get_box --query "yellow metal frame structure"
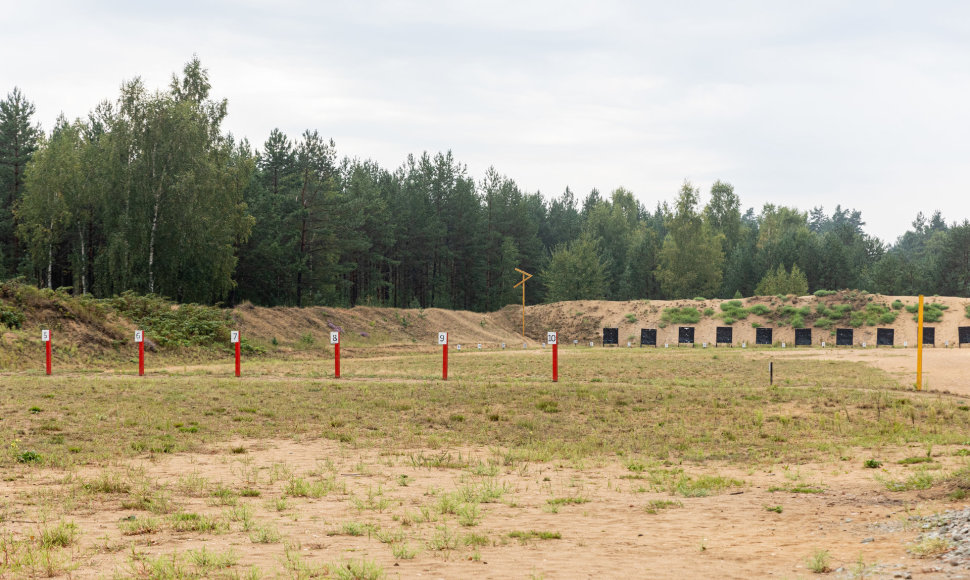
[513,268,533,342]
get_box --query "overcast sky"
[5,1,969,243]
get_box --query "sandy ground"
[3,438,969,579]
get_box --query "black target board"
[678,326,695,344]
[640,328,657,346]
[715,327,733,345]
[960,327,970,345]
[755,327,773,345]
[836,328,853,346]
[922,327,935,345]
[794,328,812,346]
[602,328,619,345]
[876,328,894,346]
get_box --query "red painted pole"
[443,343,448,380]
[45,339,52,375]
[335,342,340,378]
[139,341,145,376]
[235,341,241,377]
[552,342,558,382]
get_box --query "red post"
[235,341,241,377]
[438,332,448,380]
[330,331,340,378]
[548,332,558,382]
[139,341,145,376]
[232,330,241,377]
[44,330,52,375]
[553,343,558,382]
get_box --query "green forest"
[2,59,969,310]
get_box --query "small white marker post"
[548,331,558,382]
[477,343,482,350]
[330,331,340,378]
[231,331,241,377]
[42,330,51,375]
[135,330,145,376]
[438,332,448,380]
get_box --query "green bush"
[661,307,701,325]
[813,317,834,329]
[703,308,715,317]
[720,300,743,311]
[813,289,836,297]
[892,300,904,310]
[748,304,772,316]
[108,292,232,348]
[0,302,25,329]
[907,302,948,323]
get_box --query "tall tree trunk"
[47,218,53,290]
[148,193,161,294]
[77,222,87,295]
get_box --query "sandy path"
[3,439,966,579]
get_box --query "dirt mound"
[232,292,970,351]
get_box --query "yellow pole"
[917,294,924,391]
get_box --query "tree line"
[2,59,969,309]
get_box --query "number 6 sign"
[135,330,145,376]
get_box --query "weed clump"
[108,291,232,347]
[906,302,948,323]
[661,307,701,325]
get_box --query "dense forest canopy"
[3,59,970,309]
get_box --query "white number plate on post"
[330,331,339,344]
[42,330,50,342]
[437,332,448,345]
[231,331,240,343]
[135,330,144,343]
[547,332,557,345]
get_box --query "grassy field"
[2,347,969,578]
[4,348,968,469]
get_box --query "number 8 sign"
[330,331,339,345]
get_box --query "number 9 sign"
[330,331,339,345]
[437,332,448,345]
